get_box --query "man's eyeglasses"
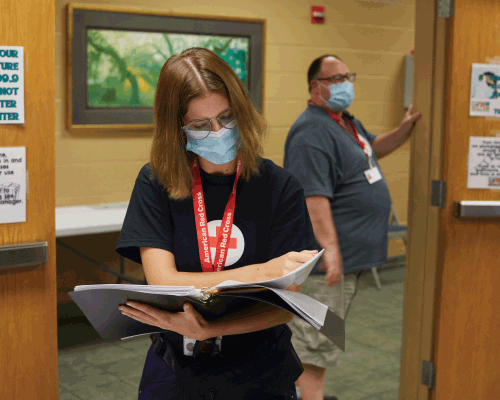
[317,73,356,84]
[182,107,235,139]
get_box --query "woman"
[116,48,318,400]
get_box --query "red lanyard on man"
[191,157,242,272]
[308,100,370,159]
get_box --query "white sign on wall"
[0,46,24,124]
[467,137,500,189]
[0,147,26,223]
[469,63,500,118]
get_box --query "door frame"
[399,0,448,398]
[0,0,57,398]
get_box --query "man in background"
[284,55,421,400]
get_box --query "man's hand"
[399,105,422,135]
[318,248,343,286]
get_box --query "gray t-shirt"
[284,104,392,274]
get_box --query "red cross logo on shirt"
[209,226,238,249]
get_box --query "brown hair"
[150,47,267,200]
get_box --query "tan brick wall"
[55,0,415,227]
[54,1,413,300]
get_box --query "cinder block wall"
[55,0,415,301]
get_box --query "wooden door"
[0,0,57,399]
[433,0,500,397]
[401,0,500,398]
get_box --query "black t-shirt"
[116,158,317,363]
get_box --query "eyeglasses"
[317,73,356,84]
[182,107,235,139]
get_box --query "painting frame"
[67,4,265,130]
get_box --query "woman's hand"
[263,250,318,281]
[119,301,214,341]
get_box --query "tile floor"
[58,265,405,400]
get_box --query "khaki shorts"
[289,273,360,369]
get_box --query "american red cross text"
[209,226,237,249]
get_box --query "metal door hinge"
[438,0,454,18]
[421,360,436,389]
[431,180,447,208]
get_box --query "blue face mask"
[185,122,239,165]
[321,80,354,111]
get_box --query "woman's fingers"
[120,301,178,326]
[281,250,318,274]
[292,250,318,263]
[183,302,200,319]
[119,303,160,326]
[125,301,168,321]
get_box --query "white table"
[55,202,144,284]
[56,202,129,238]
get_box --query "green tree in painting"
[88,30,162,107]
[198,36,248,83]
[87,30,248,108]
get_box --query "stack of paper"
[69,249,346,350]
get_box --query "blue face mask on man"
[185,120,239,165]
[320,80,355,111]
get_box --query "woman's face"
[184,91,231,133]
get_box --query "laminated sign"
[0,147,26,223]
[467,137,500,189]
[0,46,24,124]
[470,63,500,117]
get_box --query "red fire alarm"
[311,6,325,24]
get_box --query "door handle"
[0,242,48,269]
[455,201,500,218]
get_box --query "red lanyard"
[191,158,242,272]
[308,101,368,154]
[327,113,368,154]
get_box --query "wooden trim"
[399,0,443,398]
[421,15,448,400]
[68,124,154,130]
[261,19,267,116]
[67,3,266,24]
[67,4,73,131]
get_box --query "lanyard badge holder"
[183,157,242,356]
[184,336,222,357]
[364,155,382,184]
[327,111,382,185]
[352,125,382,184]
[358,134,382,184]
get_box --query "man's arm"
[305,195,342,286]
[371,105,421,159]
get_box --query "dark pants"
[138,345,298,400]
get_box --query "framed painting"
[67,5,265,129]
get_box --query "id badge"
[183,336,222,356]
[183,336,197,356]
[364,167,382,184]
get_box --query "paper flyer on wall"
[468,137,500,189]
[469,63,500,117]
[0,46,24,124]
[0,147,26,223]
